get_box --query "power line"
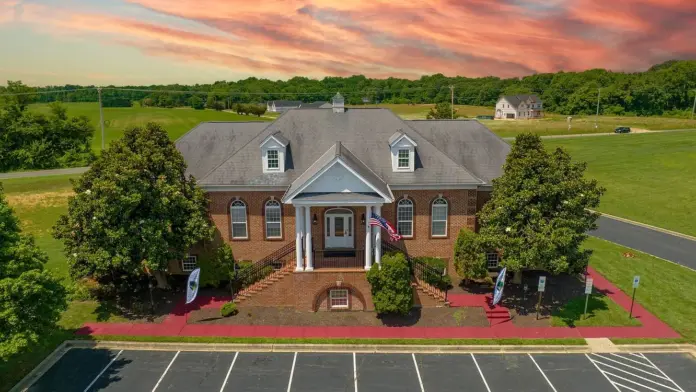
[0,88,95,97]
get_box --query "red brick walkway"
[76,267,680,340]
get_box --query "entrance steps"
[233,263,294,304]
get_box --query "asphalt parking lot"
[25,348,696,392]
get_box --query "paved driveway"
[25,348,696,392]
[592,216,696,271]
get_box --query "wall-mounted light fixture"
[361,213,366,224]
[312,214,318,225]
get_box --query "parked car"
[615,126,631,133]
[476,115,494,120]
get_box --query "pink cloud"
[4,0,695,80]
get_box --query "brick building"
[174,94,510,311]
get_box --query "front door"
[325,209,354,248]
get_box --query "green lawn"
[545,131,696,236]
[28,103,269,153]
[586,236,696,342]
[551,293,640,327]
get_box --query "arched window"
[431,198,448,237]
[396,199,414,237]
[265,200,282,239]
[230,200,248,239]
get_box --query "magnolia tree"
[53,123,212,289]
[0,186,66,359]
[478,133,604,277]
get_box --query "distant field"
[28,103,269,153]
[352,103,493,119]
[545,131,696,236]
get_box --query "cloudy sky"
[1,0,695,85]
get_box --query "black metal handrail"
[232,241,295,294]
[314,249,365,269]
[382,241,448,291]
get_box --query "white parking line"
[593,354,670,380]
[219,352,238,392]
[286,352,297,392]
[587,353,684,392]
[470,354,492,392]
[528,354,558,392]
[83,350,123,392]
[152,351,179,392]
[639,354,686,392]
[411,353,425,392]
[353,352,358,392]
[609,353,659,368]
[586,354,621,392]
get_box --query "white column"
[373,204,382,267]
[304,206,314,271]
[365,205,373,270]
[295,206,304,272]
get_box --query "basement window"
[329,289,349,309]
[486,253,500,269]
[182,255,198,272]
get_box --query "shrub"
[220,301,238,317]
[453,229,489,283]
[198,243,235,288]
[413,256,452,290]
[366,253,413,315]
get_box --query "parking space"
[23,348,696,392]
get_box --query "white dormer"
[260,131,289,173]
[388,131,417,172]
[332,92,345,113]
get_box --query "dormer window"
[267,150,279,170]
[389,131,417,172]
[398,149,410,169]
[260,131,289,173]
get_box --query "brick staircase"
[233,262,294,304]
[412,277,447,307]
[231,242,296,304]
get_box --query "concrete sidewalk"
[0,166,89,180]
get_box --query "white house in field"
[494,95,543,119]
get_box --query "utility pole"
[97,87,105,151]
[449,85,454,119]
[595,88,601,129]
[691,91,696,120]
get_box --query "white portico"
[282,142,394,271]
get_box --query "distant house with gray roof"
[494,94,543,119]
[174,93,510,311]
[266,100,303,112]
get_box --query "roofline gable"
[389,132,418,148]
[282,156,393,203]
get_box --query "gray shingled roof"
[301,101,329,108]
[406,120,510,183]
[501,94,540,108]
[283,141,392,202]
[195,108,485,187]
[175,121,268,179]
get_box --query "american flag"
[369,213,402,241]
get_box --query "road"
[592,216,696,271]
[0,167,89,180]
[21,348,696,392]
[502,128,696,141]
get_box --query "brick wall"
[240,270,373,311]
[207,189,481,263]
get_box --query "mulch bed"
[452,272,590,327]
[188,306,489,327]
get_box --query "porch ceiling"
[292,192,384,205]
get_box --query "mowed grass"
[551,293,640,327]
[482,113,696,138]
[545,131,696,236]
[352,103,494,119]
[28,102,270,153]
[1,174,74,280]
[586,236,696,342]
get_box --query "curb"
[593,211,696,241]
[9,341,71,392]
[614,344,696,354]
[67,340,590,354]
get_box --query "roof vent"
[332,92,345,113]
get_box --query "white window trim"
[431,198,448,237]
[397,199,414,238]
[182,255,198,272]
[230,200,248,239]
[329,289,349,309]
[266,149,280,171]
[397,149,410,169]
[264,200,283,239]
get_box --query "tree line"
[3,60,695,116]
